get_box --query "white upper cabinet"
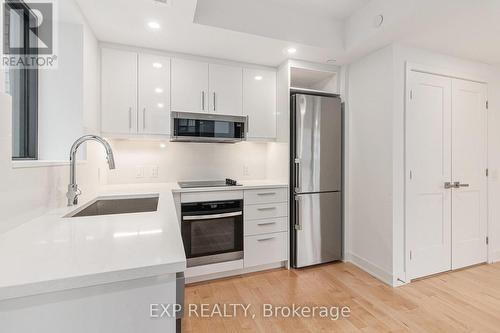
[243,68,277,139]
[138,54,171,135]
[171,58,209,113]
[209,64,243,115]
[101,48,277,140]
[101,48,138,134]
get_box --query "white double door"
[407,71,488,280]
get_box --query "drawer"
[244,232,287,267]
[244,188,287,205]
[245,217,287,236]
[244,202,287,220]
[181,190,243,203]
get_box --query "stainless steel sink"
[67,195,159,218]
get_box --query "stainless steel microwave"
[170,112,247,143]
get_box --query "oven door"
[182,209,244,267]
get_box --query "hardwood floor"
[183,262,500,332]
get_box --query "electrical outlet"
[136,166,145,178]
[243,165,249,176]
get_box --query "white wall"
[391,44,500,281]
[0,0,103,234]
[346,43,500,286]
[38,23,84,160]
[346,45,395,284]
[105,141,270,184]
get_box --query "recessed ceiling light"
[155,87,163,93]
[254,75,263,81]
[157,103,165,108]
[287,48,297,54]
[160,143,166,148]
[152,62,163,69]
[147,21,161,30]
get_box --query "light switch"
[136,166,145,178]
[151,166,159,178]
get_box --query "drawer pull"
[257,222,277,226]
[257,237,275,242]
[257,192,276,196]
[257,207,277,211]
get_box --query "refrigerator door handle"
[294,196,302,230]
[294,158,301,192]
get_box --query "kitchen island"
[0,184,186,333]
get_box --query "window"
[4,0,38,159]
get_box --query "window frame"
[5,0,39,160]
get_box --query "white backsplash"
[105,140,270,184]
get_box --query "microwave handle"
[183,211,242,221]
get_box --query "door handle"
[294,158,301,192]
[294,196,302,230]
[445,181,470,189]
[183,211,242,221]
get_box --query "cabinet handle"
[213,92,216,111]
[128,107,132,130]
[201,91,205,111]
[257,192,276,196]
[257,222,277,226]
[257,237,275,242]
[257,207,276,211]
[143,108,146,130]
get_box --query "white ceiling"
[264,0,370,19]
[75,0,500,67]
[75,0,341,66]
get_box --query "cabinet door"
[243,68,277,139]
[171,58,209,113]
[138,54,171,135]
[209,64,242,115]
[101,48,138,134]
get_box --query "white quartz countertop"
[0,180,287,301]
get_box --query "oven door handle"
[183,211,242,221]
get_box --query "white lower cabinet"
[244,232,287,267]
[244,202,288,220]
[243,187,288,268]
[245,217,287,236]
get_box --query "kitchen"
[2,0,500,332]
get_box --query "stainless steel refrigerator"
[290,92,343,268]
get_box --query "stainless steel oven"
[181,199,244,267]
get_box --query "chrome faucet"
[67,135,116,206]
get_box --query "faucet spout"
[67,135,116,206]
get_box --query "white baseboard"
[345,252,394,286]
[489,250,500,263]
